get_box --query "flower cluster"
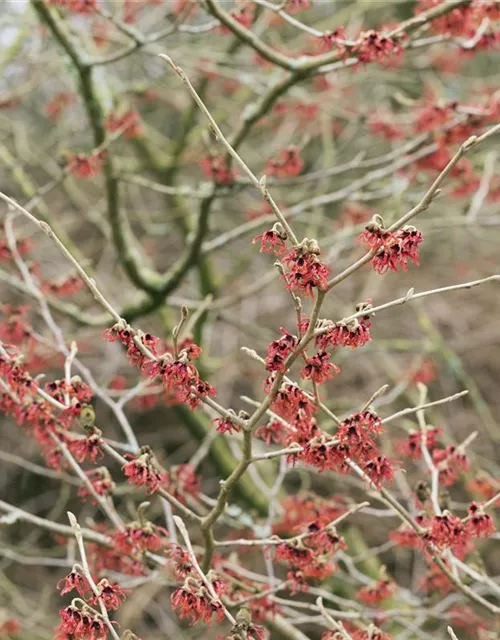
[171,575,226,626]
[353,30,406,65]
[356,568,395,606]
[56,569,127,638]
[252,225,288,256]
[274,522,346,582]
[371,226,423,275]
[0,305,31,344]
[273,492,347,536]
[315,303,373,351]
[78,468,115,503]
[397,427,442,460]
[122,447,167,495]
[300,350,340,384]
[104,322,215,410]
[114,519,169,555]
[265,327,298,372]
[149,349,216,410]
[282,240,330,296]
[432,444,470,486]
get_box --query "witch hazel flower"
[149,343,215,409]
[353,30,406,65]
[171,576,225,626]
[78,468,115,503]
[57,603,108,639]
[432,444,470,486]
[122,446,166,495]
[316,315,372,351]
[357,567,395,606]
[358,215,395,250]
[165,544,193,581]
[103,320,159,371]
[425,511,469,554]
[68,428,104,464]
[164,463,201,503]
[336,410,383,462]
[252,222,288,256]
[91,579,128,611]
[372,225,423,274]
[113,518,169,554]
[57,568,91,597]
[301,350,340,385]
[282,239,330,296]
[466,502,496,539]
[213,410,242,435]
[397,426,442,460]
[265,327,298,372]
[363,455,397,488]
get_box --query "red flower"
[48,0,97,14]
[336,410,383,464]
[122,450,166,495]
[357,578,395,606]
[301,350,340,384]
[397,427,442,460]
[252,228,287,256]
[352,627,393,640]
[362,456,396,487]
[265,328,298,372]
[164,464,201,503]
[213,416,241,435]
[255,419,287,446]
[42,274,83,297]
[57,570,91,597]
[113,521,169,554]
[275,540,314,569]
[219,5,255,33]
[427,512,469,553]
[353,30,405,65]
[56,605,107,639]
[358,220,395,250]
[171,582,224,626]
[0,619,21,637]
[320,27,347,54]
[432,445,469,486]
[165,544,193,581]
[68,431,103,464]
[372,226,422,274]
[271,383,317,422]
[92,579,128,611]
[282,246,329,296]
[78,469,115,503]
[467,502,496,539]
